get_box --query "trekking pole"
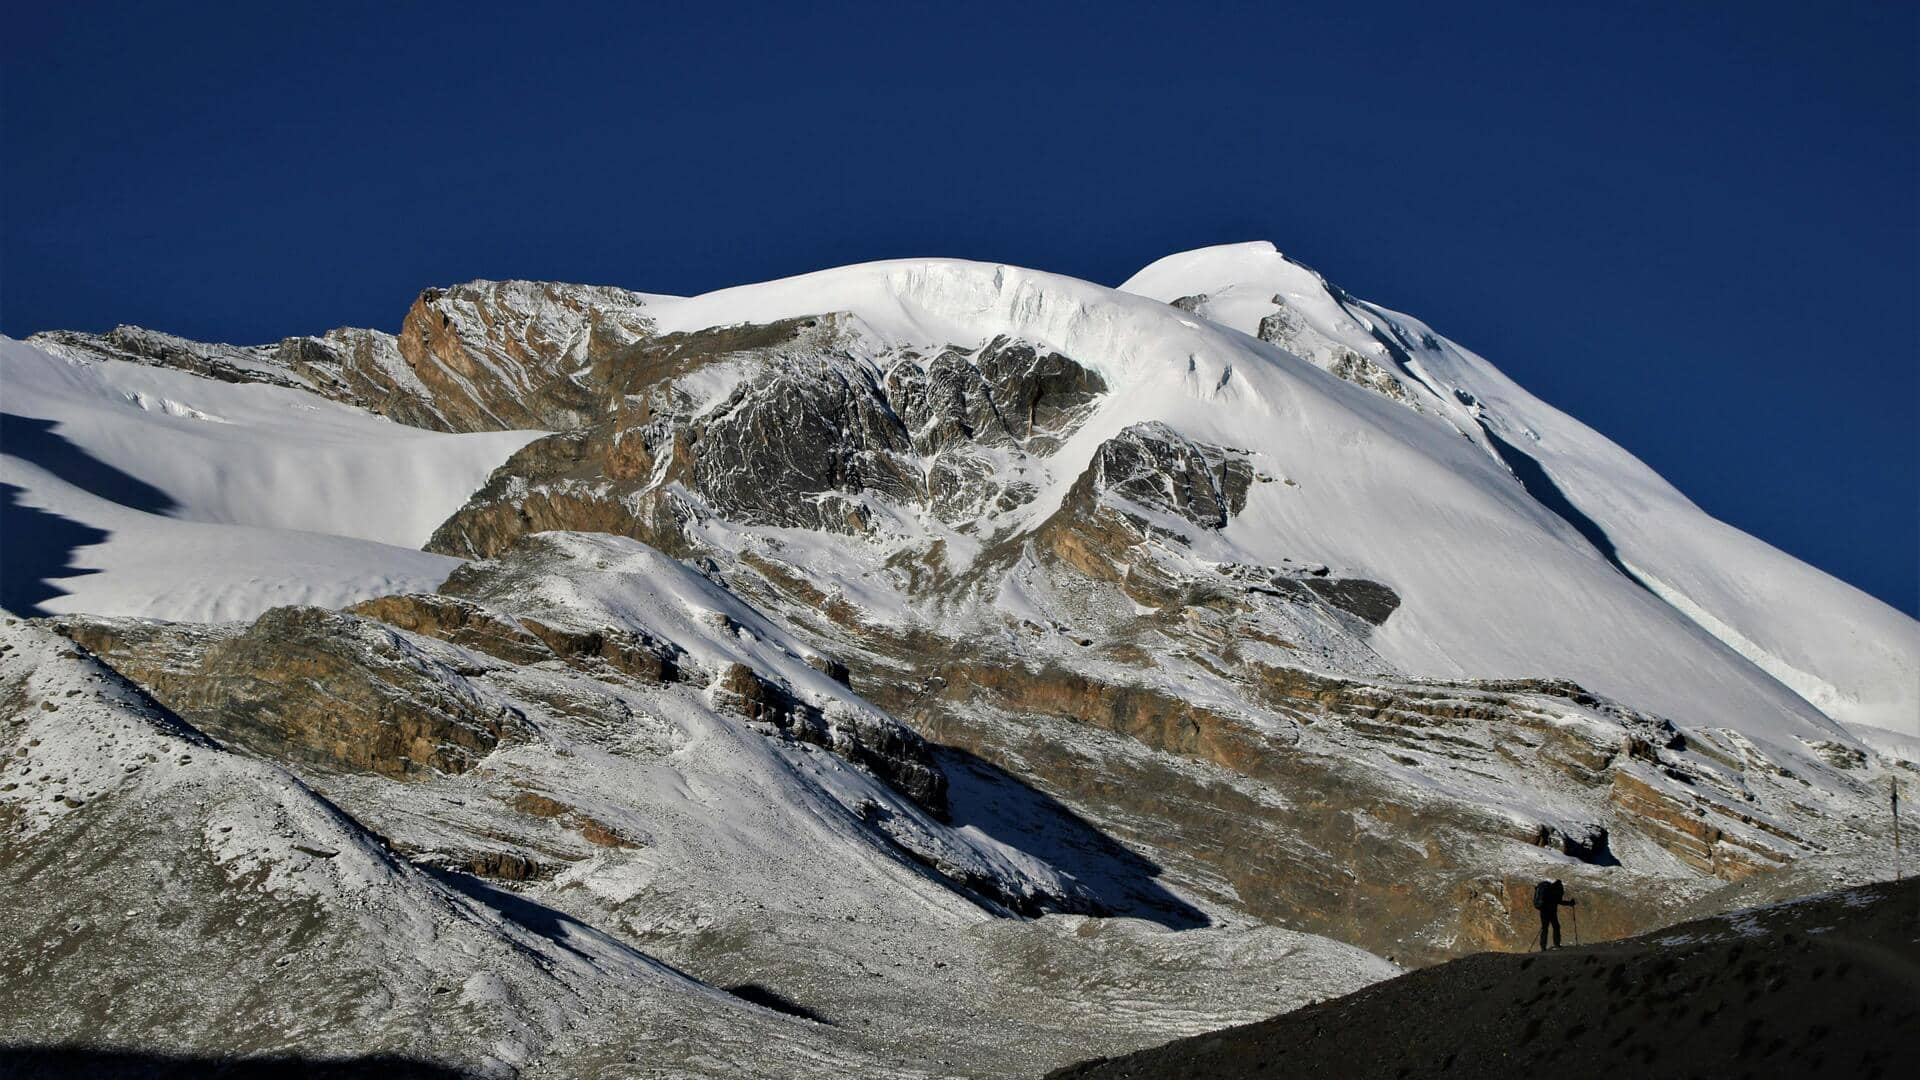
[1894,778,1903,881]
[1571,903,1579,946]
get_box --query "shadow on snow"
[0,413,182,617]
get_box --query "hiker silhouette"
[1531,879,1576,950]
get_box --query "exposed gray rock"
[1084,421,1255,531]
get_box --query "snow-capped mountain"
[2,243,1911,1075]
[1121,242,1919,750]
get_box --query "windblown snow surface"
[0,338,543,621]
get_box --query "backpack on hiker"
[1532,880,1552,910]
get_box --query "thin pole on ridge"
[1894,777,1903,881]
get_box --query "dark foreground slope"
[1053,876,1920,1080]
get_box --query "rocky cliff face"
[426,316,1109,560]
[393,279,660,431]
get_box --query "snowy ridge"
[1116,242,1918,742]
[434,530,1095,905]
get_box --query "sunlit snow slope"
[1121,242,1919,745]
[0,338,544,620]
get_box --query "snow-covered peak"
[573,254,1868,750]
[1118,242,1920,745]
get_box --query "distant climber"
[1532,879,1576,950]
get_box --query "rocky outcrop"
[885,336,1108,455]
[346,592,555,664]
[394,279,658,431]
[711,661,948,817]
[1080,422,1255,532]
[1254,297,1417,409]
[28,280,664,435]
[28,326,309,390]
[1607,766,1796,881]
[1328,348,1417,407]
[427,317,1110,558]
[346,590,684,684]
[516,618,681,683]
[999,426,1398,647]
[55,607,526,779]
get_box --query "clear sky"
[4,1,1914,615]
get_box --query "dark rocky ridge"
[1051,875,1920,1079]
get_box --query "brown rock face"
[393,281,655,431]
[347,590,682,684]
[866,649,1841,964]
[345,593,555,665]
[31,280,664,435]
[57,608,526,780]
[510,790,642,849]
[1608,766,1796,881]
[515,618,680,683]
[453,851,559,882]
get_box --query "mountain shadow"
[937,745,1210,929]
[1480,422,1644,590]
[0,483,109,617]
[0,1046,471,1078]
[1,413,179,514]
[2,413,182,617]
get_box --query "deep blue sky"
[4,2,1915,614]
